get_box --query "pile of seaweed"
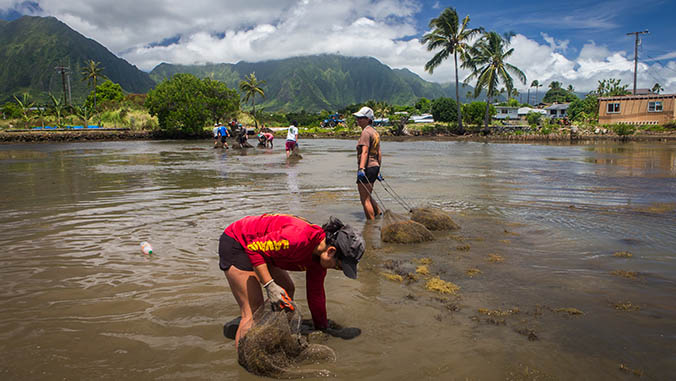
[288,149,303,160]
[381,210,434,243]
[237,301,336,378]
[410,207,460,231]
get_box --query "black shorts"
[218,233,253,272]
[356,166,380,184]
[220,136,227,143]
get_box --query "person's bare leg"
[224,267,264,350]
[358,182,376,219]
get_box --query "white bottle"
[140,241,153,255]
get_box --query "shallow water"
[0,139,675,380]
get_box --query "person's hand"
[376,173,384,182]
[264,280,294,311]
[357,169,367,183]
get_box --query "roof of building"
[633,88,652,95]
[495,105,519,110]
[518,107,547,115]
[599,93,676,101]
[545,103,570,110]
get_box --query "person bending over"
[219,214,364,349]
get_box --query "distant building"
[411,114,434,123]
[544,103,570,118]
[517,107,547,118]
[632,88,652,95]
[598,94,676,125]
[493,106,519,120]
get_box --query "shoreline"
[1,129,676,144]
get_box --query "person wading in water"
[354,106,382,220]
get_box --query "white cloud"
[2,1,675,93]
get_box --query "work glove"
[376,173,384,182]
[357,169,368,183]
[264,280,295,311]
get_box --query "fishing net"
[410,207,460,231]
[381,210,434,243]
[237,301,336,378]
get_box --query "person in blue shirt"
[218,124,230,149]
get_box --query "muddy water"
[0,139,675,380]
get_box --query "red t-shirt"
[223,214,328,328]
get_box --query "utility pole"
[54,66,70,105]
[626,30,648,95]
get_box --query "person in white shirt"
[285,120,299,158]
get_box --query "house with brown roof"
[598,94,676,125]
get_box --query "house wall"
[598,96,676,125]
[494,108,519,120]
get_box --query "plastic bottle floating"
[140,241,153,255]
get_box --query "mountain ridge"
[149,54,473,112]
[0,16,155,103]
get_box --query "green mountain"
[150,55,473,112]
[0,16,155,104]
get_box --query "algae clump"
[615,302,640,311]
[611,270,639,280]
[487,254,504,263]
[554,307,584,315]
[237,301,336,378]
[381,272,404,282]
[613,251,633,258]
[456,244,471,251]
[409,207,460,231]
[425,276,460,295]
[415,265,430,275]
[416,257,432,265]
[466,268,482,277]
[381,219,435,243]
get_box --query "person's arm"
[306,265,328,329]
[359,145,368,170]
[377,144,382,166]
[253,262,273,285]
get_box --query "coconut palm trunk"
[454,51,462,130]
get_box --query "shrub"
[612,123,636,138]
[664,120,676,129]
[526,112,542,127]
[430,97,458,123]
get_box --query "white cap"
[353,106,374,121]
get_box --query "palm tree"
[239,72,266,128]
[422,7,482,133]
[463,31,527,129]
[652,83,664,94]
[549,81,562,90]
[81,60,106,111]
[531,80,541,105]
[374,101,391,119]
[567,84,575,93]
[14,92,34,128]
[49,93,66,128]
[73,104,93,128]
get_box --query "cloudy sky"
[2,0,675,93]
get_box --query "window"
[501,109,508,114]
[550,110,557,115]
[648,101,663,112]
[607,103,620,113]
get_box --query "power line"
[643,54,676,74]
